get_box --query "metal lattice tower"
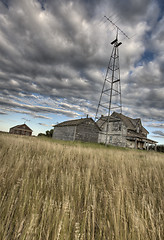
[95,31,122,119]
[95,16,129,145]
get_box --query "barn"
[52,117,100,143]
[9,124,33,136]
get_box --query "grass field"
[0,134,164,240]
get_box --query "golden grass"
[0,134,164,240]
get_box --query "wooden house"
[53,117,100,143]
[9,124,33,136]
[97,112,157,149]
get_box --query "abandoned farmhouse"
[53,112,157,149]
[9,124,33,136]
[97,112,157,149]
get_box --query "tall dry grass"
[0,134,163,240]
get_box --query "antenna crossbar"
[104,16,130,39]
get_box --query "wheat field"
[0,134,163,240]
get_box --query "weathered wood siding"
[53,120,99,143]
[126,140,135,148]
[98,121,127,147]
[9,128,32,136]
[75,121,99,143]
[53,126,76,141]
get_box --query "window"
[112,122,118,131]
[112,122,121,131]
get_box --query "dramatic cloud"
[0,111,7,115]
[152,130,164,137]
[0,0,164,140]
[38,122,51,127]
[147,123,164,128]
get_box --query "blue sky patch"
[37,0,46,10]
[1,0,9,8]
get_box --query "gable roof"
[53,118,101,130]
[113,112,149,134]
[10,124,33,132]
[97,112,149,134]
[112,112,145,132]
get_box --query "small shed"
[53,117,100,143]
[9,124,33,136]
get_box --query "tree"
[46,129,53,137]
[38,133,46,137]
[157,145,164,153]
[38,129,53,138]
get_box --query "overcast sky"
[0,0,164,143]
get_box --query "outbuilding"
[53,117,100,143]
[9,124,33,136]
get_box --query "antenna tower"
[95,16,129,145]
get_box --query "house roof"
[97,112,149,134]
[112,112,149,134]
[10,124,33,132]
[53,118,101,130]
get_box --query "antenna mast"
[95,16,129,145]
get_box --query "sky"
[0,0,164,143]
